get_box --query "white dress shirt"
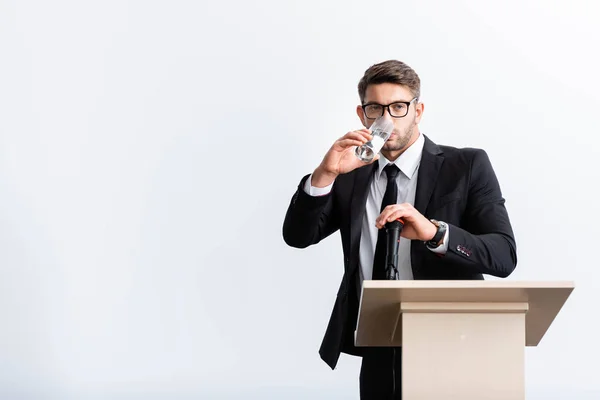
[303,133,449,284]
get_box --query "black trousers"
[359,347,403,400]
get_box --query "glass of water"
[355,116,395,162]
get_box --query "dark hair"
[358,60,421,104]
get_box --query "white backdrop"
[1,0,599,398]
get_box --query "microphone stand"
[384,219,404,399]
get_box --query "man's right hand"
[311,129,379,188]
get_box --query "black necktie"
[372,164,400,280]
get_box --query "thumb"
[370,154,381,164]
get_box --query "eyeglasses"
[362,97,418,119]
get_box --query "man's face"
[357,83,423,153]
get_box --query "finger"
[386,210,407,223]
[377,208,410,228]
[355,129,373,141]
[344,131,371,142]
[376,206,401,228]
[380,204,404,218]
[336,138,364,148]
[375,208,391,226]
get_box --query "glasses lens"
[389,102,409,117]
[364,105,382,119]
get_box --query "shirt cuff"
[302,174,334,196]
[428,225,449,254]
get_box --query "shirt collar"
[377,132,425,180]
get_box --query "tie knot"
[384,163,400,180]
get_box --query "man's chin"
[383,141,404,152]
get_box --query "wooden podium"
[355,280,574,400]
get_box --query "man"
[282,60,517,399]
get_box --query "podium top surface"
[355,280,574,347]
[362,280,574,290]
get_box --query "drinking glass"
[355,117,395,162]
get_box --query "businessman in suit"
[282,60,517,399]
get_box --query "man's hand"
[311,129,379,188]
[376,203,437,241]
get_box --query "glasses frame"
[361,97,418,119]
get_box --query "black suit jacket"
[282,135,517,370]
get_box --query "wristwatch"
[425,219,448,248]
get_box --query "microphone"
[385,219,404,280]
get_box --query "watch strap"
[426,220,447,248]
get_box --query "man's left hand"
[376,203,437,241]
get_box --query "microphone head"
[385,218,404,230]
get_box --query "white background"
[1,0,599,398]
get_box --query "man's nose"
[382,109,395,122]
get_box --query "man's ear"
[356,105,367,128]
[415,101,424,124]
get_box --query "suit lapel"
[414,135,444,216]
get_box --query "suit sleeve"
[443,150,517,278]
[282,174,340,249]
